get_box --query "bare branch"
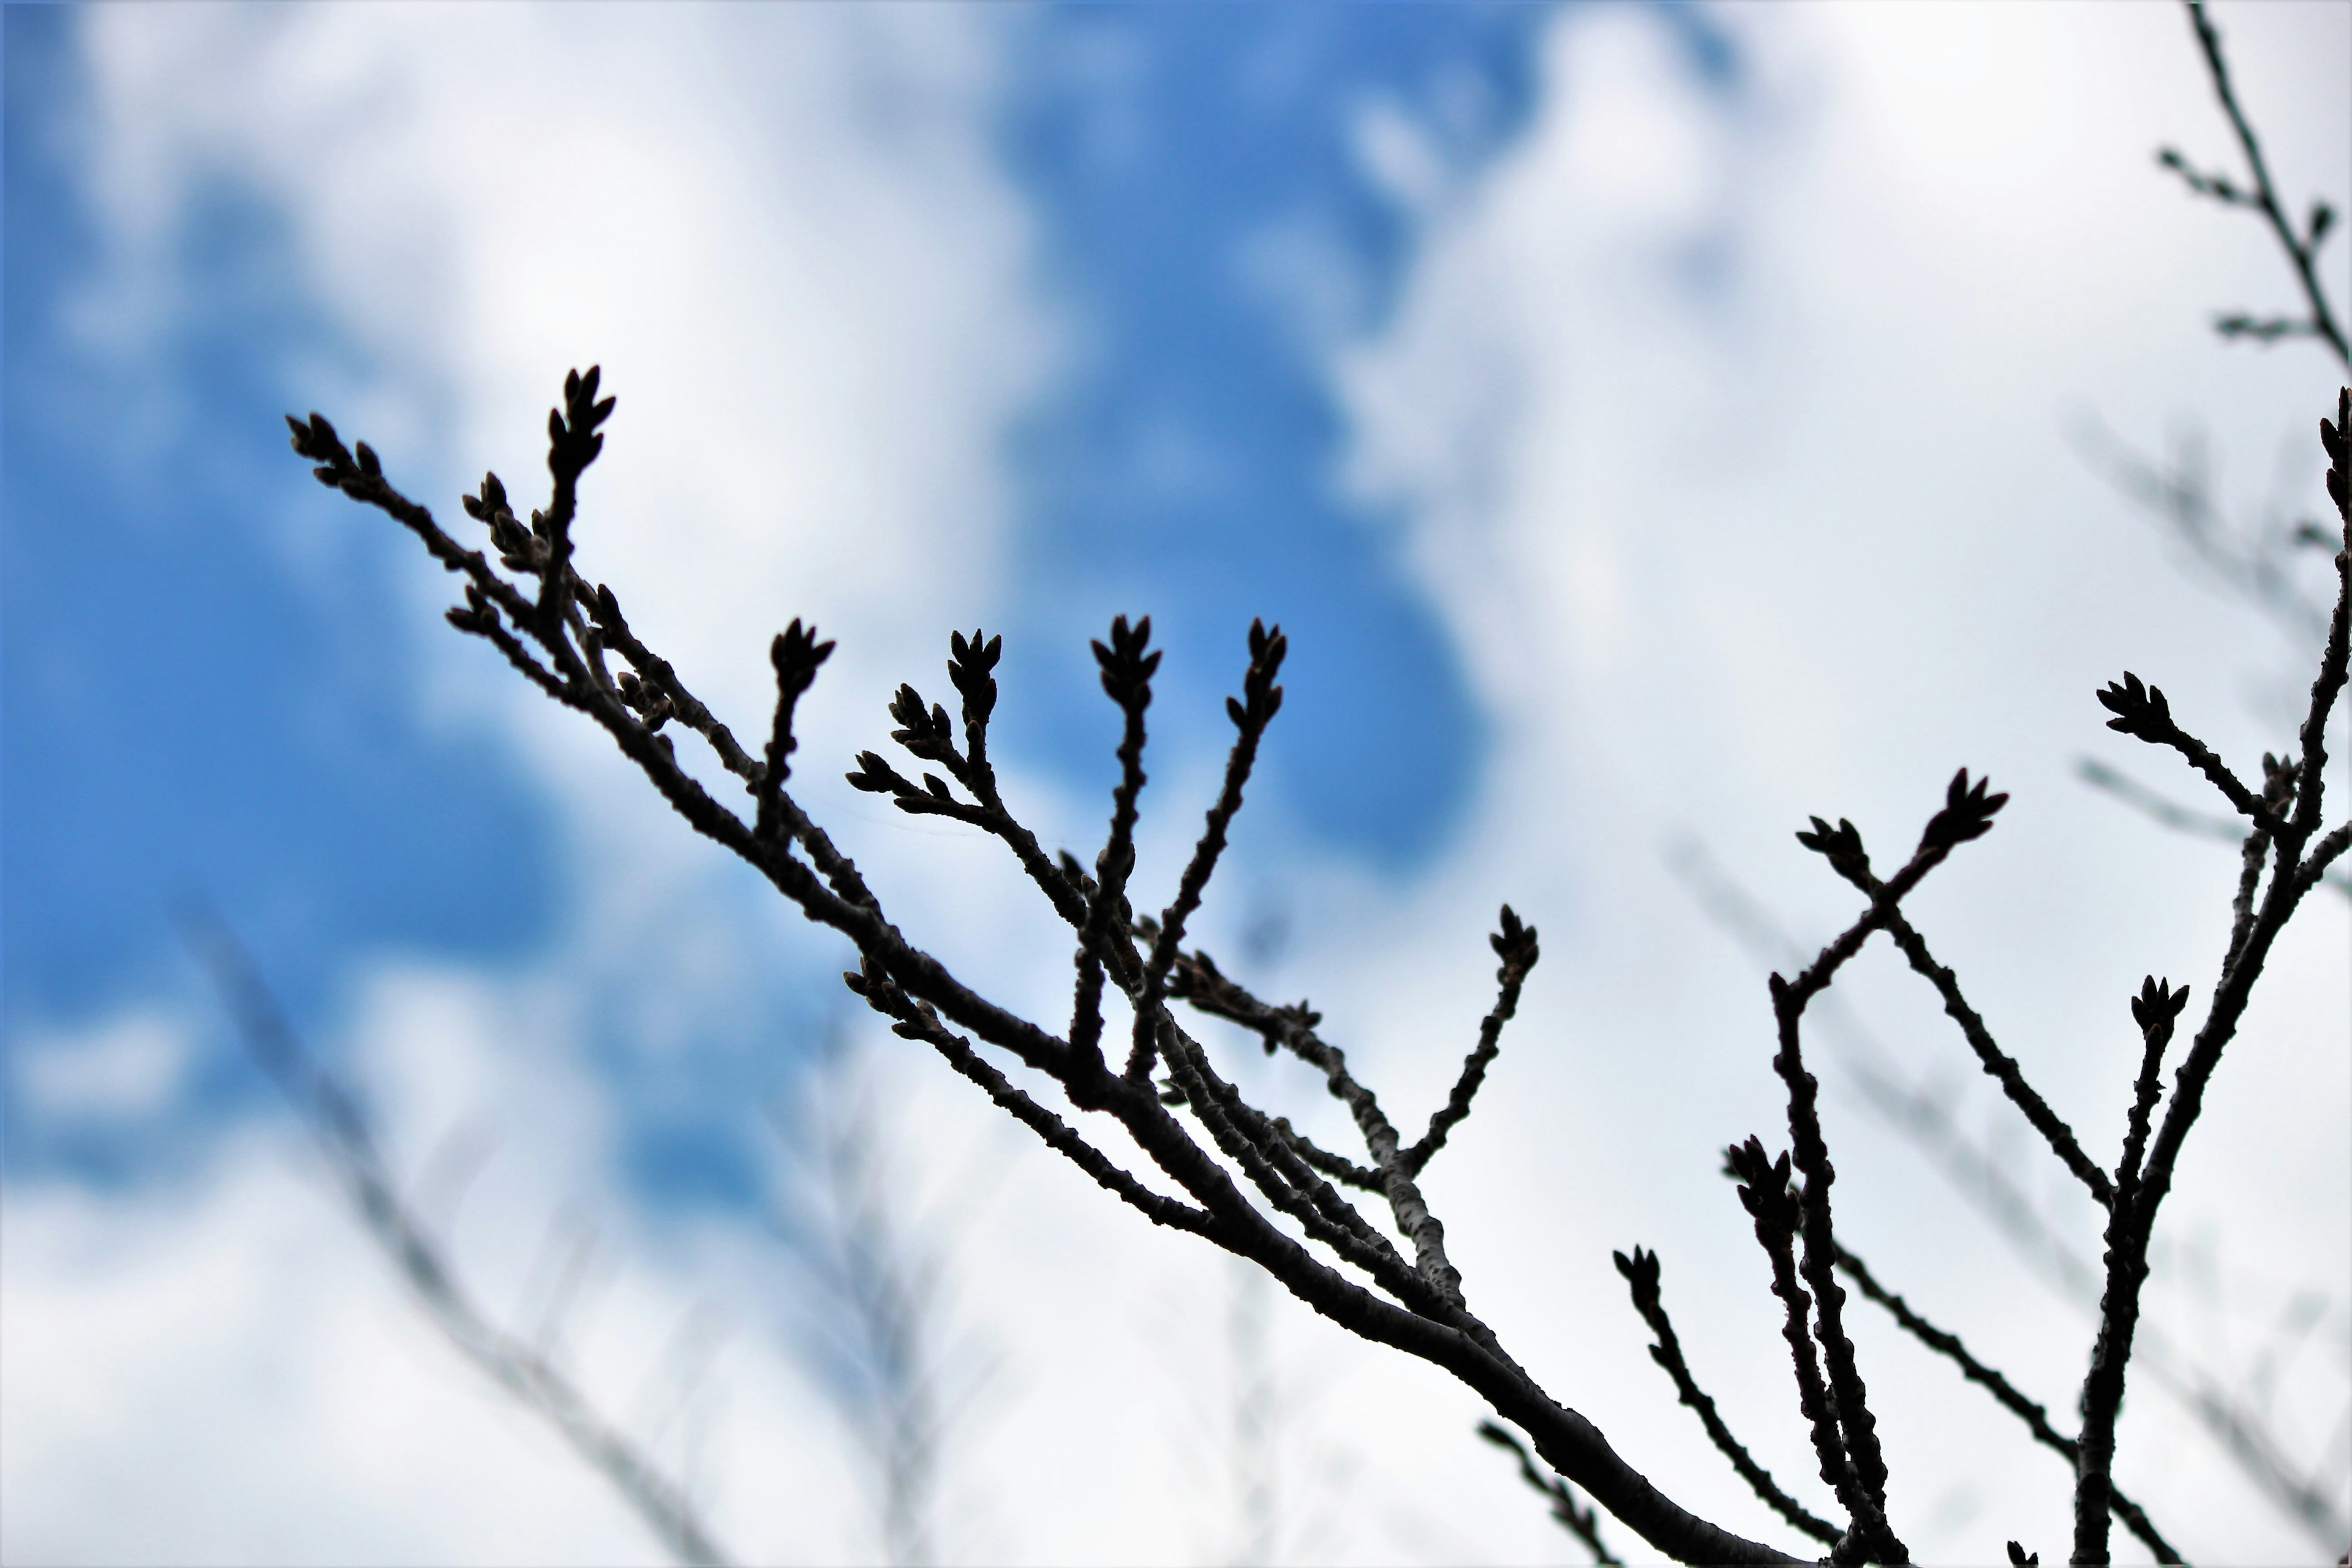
[2095,673,2286,835]
[1077,614,1158,1082]
[1725,1137,1874,1556]
[1127,620,1286,1085]
[286,367,1923,1566]
[1675,831,2351,1550]
[1404,905,1539,1178]
[2076,388,2352,1562]
[755,620,835,839]
[2168,2,2350,368]
[849,962,1218,1243]
[1829,1243,2180,1564]
[1765,771,2008,1560]
[1614,1245,1841,1547]
[1800,825,2113,1207]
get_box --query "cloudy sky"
[4,4,2347,1564]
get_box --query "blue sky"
[6,7,554,1033]
[1,3,1599,1185]
[3,6,2345,1564]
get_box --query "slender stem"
[1127,622,1284,1082]
[2181,2,2350,368]
[1405,907,1538,1178]
[2077,390,2352,1560]
[1819,851,2111,1208]
[1616,1246,1842,1546]
[1830,1244,2179,1564]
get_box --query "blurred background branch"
[179,903,736,1568]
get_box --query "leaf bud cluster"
[1918,768,2008,852]
[1092,614,1159,712]
[1611,1245,1664,1315]
[1226,618,1286,730]
[2095,673,2174,743]
[1488,904,1539,974]
[948,628,1002,726]
[1727,1136,1799,1240]
[1795,816,1869,880]
[548,364,616,480]
[2128,975,2192,1045]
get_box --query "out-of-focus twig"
[2069,418,2334,650]
[179,903,734,1568]
[1477,1422,1620,1566]
[2078,757,2352,900]
[769,1037,1004,1568]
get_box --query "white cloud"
[69,2,1057,816]
[1,994,869,1568]
[12,1010,192,1123]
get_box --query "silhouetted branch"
[1613,1245,1841,1547]
[2162,2,2349,368]
[2075,386,2352,1562]
[1801,832,2112,1206]
[755,619,835,842]
[286,325,2349,1564]
[1827,1242,2180,1563]
[1404,905,1538,1178]
[1129,620,1286,1084]
[1673,832,2352,1553]
[1763,774,2007,1560]
[848,960,1219,1244]
[288,375,1809,1565]
[2096,673,2286,835]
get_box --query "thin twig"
[2095,674,2286,835]
[1806,842,2113,1207]
[1404,907,1538,1178]
[1766,772,2008,1561]
[1128,620,1286,1084]
[283,368,1849,1566]
[850,963,1217,1243]
[1725,1139,1868,1555]
[1613,1246,1841,1547]
[1829,1243,2180,1564]
[1478,1422,1622,1565]
[1674,832,2352,1551]
[1668,837,2106,1297]
[2076,388,2352,1561]
[2168,2,2350,368]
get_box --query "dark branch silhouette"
[1672,833,2351,1553]
[1614,1243,1841,1547]
[2160,2,2348,368]
[267,10,2351,1557]
[279,353,2350,1565]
